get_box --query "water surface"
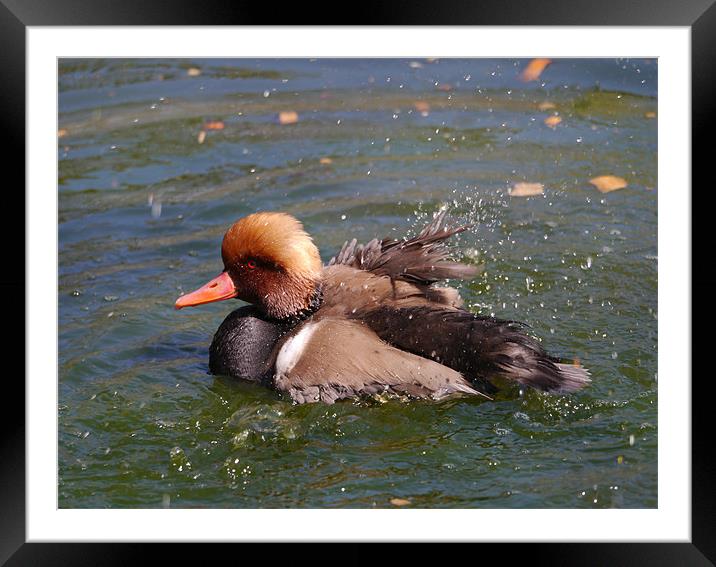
[58,58,657,508]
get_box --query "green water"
[58,58,657,508]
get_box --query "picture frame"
[5,1,710,563]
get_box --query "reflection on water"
[59,58,657,508]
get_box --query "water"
[58,58,657,508]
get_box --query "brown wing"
[328,210,482,284]
[318,264,465,317]
[271,318,490,404]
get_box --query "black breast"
[209,305,292,382]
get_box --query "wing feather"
[272,318,490,403]
[328,210,482,284]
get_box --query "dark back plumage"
[357,306,590,394]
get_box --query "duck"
[175,210,590,404]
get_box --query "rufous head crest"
[221,212,322,278]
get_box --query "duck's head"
[175,212,322,320]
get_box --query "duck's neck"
[261,279,323,323]
[285,284,323,324]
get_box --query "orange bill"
[175,271,237,309]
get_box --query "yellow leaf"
[544,115,562,128]
[413,101,430,116]
[390,498,411,506]
[589,175,628,193]
[186,67,202,77]
[278,111,299,125]
[510,182,544,197]
[520,58,551,82]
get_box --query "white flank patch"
[275,322,320,376]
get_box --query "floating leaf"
[278,111,299,125]
[644,111,657,119]
[58,128,68,138]
[390,498,411,506]
[203,121,225,131]
[197,130,206,144]
[589,175,628,193]
[537,101,556,111]
[510,182,544,197]
[186,67,202,77]
[520,58,551,82]
[319,157,333,165]
[544,115,562,128]
[436,83,453,92]
[413,101,430,116]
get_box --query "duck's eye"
[246,259,257,270]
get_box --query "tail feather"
[554,363,592,393]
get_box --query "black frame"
[4,2,712,564]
